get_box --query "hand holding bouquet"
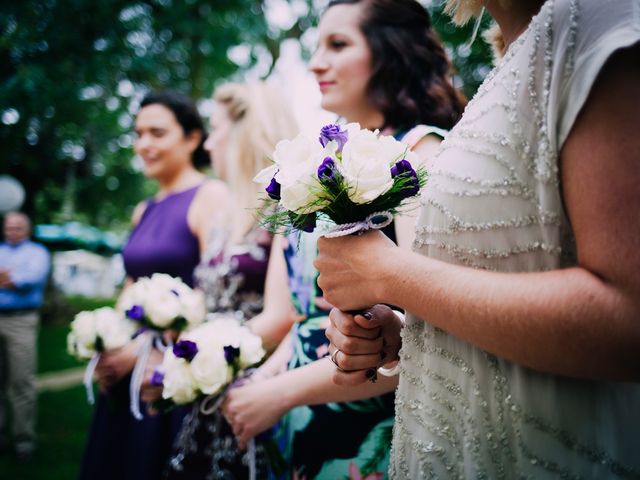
[254,123,426,236]
[67,307,137,403]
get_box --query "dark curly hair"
[139,90,209,168]
[326,0,466,132]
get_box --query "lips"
[318,81,335,92]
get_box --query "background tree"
[0,0,492,232]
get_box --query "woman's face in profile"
[309,3,373,120]
[204,103,233,181]
[134,103,194,180]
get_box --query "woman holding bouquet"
[222,1,464,478]
[79,91,229,480]
[314,0,640,478]
[154,82,300,479]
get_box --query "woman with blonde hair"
[138,81,301,479]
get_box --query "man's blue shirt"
[0,239,50,311]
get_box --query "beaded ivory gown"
[391,0,640,478]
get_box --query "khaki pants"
[0,311,38,454]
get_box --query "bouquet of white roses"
[119,273,206,332]
[117,273,206,419]
[153,316,265,406]
[67,307,138,403]
[254,123,426,235]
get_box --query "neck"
[345,108,385,131]
[157,166,202,196]
[487,0,545,49]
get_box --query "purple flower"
[317,156,338,185]
[150,368,165,387]
[173,340,198,362]
[265,176,281,200]
[224,345,241,364]
[295,214,316,233]
[319,124,348,152]
[126,305,145,322]
[391,159,420,198]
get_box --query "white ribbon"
[129,332,154,420]
[83,353,100,405]
[323,211,393,238]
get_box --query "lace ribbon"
[323,211,393,238]
[129,332,173,420]
[83,353,100,404]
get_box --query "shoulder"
[191,179,231,213]
[25,241,50,259]
[131,201,148,226]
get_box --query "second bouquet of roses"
[253,123,426,235]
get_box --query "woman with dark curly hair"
[222,1,464,478]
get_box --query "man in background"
[0,212,50,463]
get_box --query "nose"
[308,48,327,75]
[203,133,213,153]
[134,132,152,153]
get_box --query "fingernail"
[362,311,372,320]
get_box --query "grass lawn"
[38,295,116,374]
[0,385,92,479]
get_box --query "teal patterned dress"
[276,228,395,480]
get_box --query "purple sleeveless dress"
[79,186,202,480]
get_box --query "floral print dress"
[276,227,395,480]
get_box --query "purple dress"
[79,186,202,480]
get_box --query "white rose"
[272,134,335,214]
[179,289,206,326]
[338,125,406,204]
[143,290,183,328]
[190,347,232,396]
[67,330,94,359]
[93,307,136,351]
[239,331,265,368]
[161,354,198,404]
[71,311,97,349]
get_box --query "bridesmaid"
[155,82,300,479]
[222,1,465,478]
[78,91,230,480]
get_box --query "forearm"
[380,250,640,381]
[274,357,397,410]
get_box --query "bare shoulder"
[411,134,442,169]
[131,201,147,226]
[194,178,231,204]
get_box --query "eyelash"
[329,40,347,50]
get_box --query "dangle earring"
[467,5,486,47]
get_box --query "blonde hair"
[444,0,511,26]
[213,82,299,236]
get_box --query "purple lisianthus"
[317,156,338,185]
[391,159,420,198]
[173,340,198,362]
[224,345,241,364]
[319,124,348,152]
[266,176,281,200]
[126,305,145,322]
[150,368,165,387]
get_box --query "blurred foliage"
[1,0,493,231]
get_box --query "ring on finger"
[329,348,345,372]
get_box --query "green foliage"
[0,0,271,229]
[1,0,493,231]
